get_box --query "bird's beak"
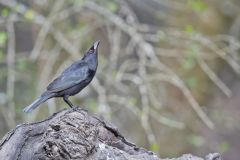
[93,40,100,50]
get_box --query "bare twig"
[6,14,17,129]
[197,57,232,97]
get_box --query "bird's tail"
[23,92,55,113]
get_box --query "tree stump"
[0,107,221,160]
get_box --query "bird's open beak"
[93,40,100,50]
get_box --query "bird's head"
[83,40,100,70]
[86,40,100,55]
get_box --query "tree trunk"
[0,107,221,160]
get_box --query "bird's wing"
[47,62,89,92]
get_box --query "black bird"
[23,41,100,113]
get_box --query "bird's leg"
[63,95,74,108]
[63,95,87,112]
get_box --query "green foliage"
[187,0,208,13]
[182,58,195,70]
[186,76,198,89]
[187,134,205,147]
[150,143,160,152]
[0,32,7,46]
[1,8,9,17]
[182,44,199,70]
[128,97,137,106]
[106,1,118,12]
[15,104,24,113]
[182,44,200,89]
[185,24,196,35]
[218,141,230,153]
[87,99,98,112]
[17,58,29,71]
[97,0,119,12]
[24,9,34,20]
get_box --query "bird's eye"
[89,48,94,53]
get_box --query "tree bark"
[0,107,221,160]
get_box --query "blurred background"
[0,0,240,159]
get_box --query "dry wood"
[0,107,221,160]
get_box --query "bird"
[23,41,100,113]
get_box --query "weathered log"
[0,107,221,160]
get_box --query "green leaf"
[187,76,198,89]
[150,143,160,152]
[187,0,208,12]
[219,141,229,153]
[0,32,7,46]
[106,1,118,12]
[87,100,98,112]
[182,58,195,70]
[187,135,205,147]
[17,58,29,71]
[185,25,195,35]
[182,44,200,70]
[24,10,34,20]
[128,98,137,106]
[1,8,9,17]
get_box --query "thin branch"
[6,14,17,129]
[197,57,232,97]
[0,0,79,59]
[147,72,215,129]
[150,109,185,129]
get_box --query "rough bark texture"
[0,107,222,160]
